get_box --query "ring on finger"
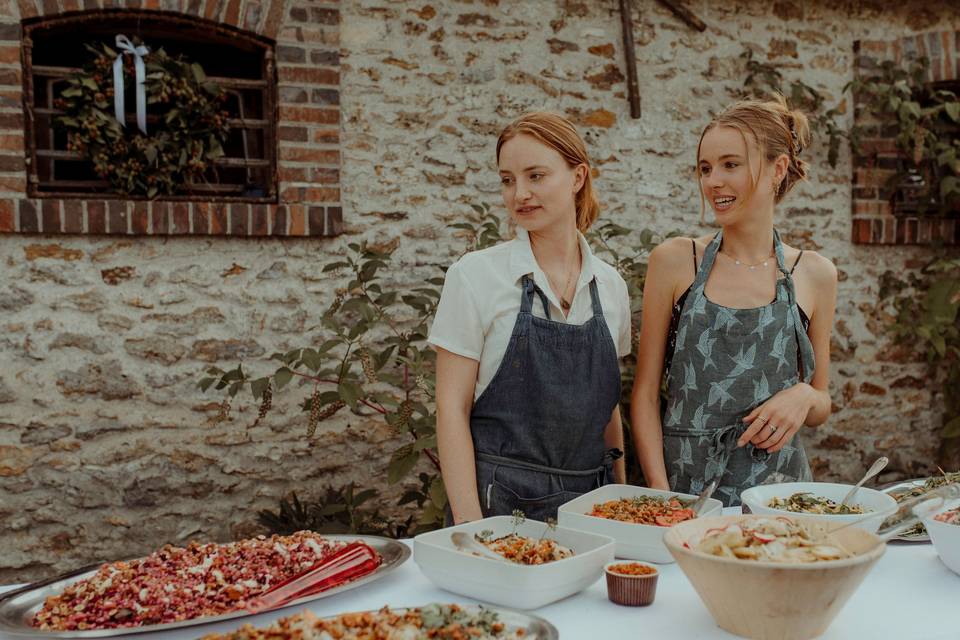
[757,415,768,424]
[768,424,778,434]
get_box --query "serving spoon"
[837,456,889,510]
[451,532,511,564]
[690,479,719,515]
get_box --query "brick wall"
[851,30,960,245]
[0,0,343,237]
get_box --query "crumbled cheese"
[273,543,290,561]
[305,538,325,557]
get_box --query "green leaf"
[274,367,294,389]
[338,379,363,409]
[198,377,216,392]
[387,446,419,484]
[945,102,960,123]
[428,476,447,507]
[940,176,959,200]
[191,63,207,83]
[413,434,437,451]
[222,365,245,382]
[300,348,325,372]
[354,488,378,505]
[943,416,960,438]
[925,278,960,324]
[322,261,350,273]
[81,77,98,91]
[251,377,270,400]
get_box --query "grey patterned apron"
[464,274,622,523]
[662,230,816,507]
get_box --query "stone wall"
[2,0,959,582]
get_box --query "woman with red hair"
[429,112,632,524]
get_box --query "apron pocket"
[488,480,581,522]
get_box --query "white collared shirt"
[429,227,632,400]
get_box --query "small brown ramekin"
[604,561,659,606]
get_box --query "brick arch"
[14,0,289,41]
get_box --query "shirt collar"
[509,226,596,292]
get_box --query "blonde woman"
[429,113,632,524]
[631,97,838,506]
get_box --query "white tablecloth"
[3,537,957,639]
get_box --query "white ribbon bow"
[113,35,149,135]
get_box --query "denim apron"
[469,274,622,522]
[661,230,815,507]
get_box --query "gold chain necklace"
[720,249,775,271]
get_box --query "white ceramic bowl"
[557,484,723,563]
[664,514,886,640]
[924,499,960,576]
[740,482,898,533]
[413,515,615,610]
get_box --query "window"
[22,10,277,202]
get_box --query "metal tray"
[879,478,932,542]
[209,604,558,640]
[0,535,411,638]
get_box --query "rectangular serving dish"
[557,484,723,563]
[413,515,614,610]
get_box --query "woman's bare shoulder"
[786,245,837,283]
[650,235,706,264]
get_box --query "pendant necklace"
[553,247,580,312]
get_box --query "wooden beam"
[618,0,641,119]
[656,0,707,32]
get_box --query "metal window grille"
[22,11,277,202]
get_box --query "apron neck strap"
[588,277,603,317]
[520,274,551,319]
[772,229,789,277]
[693,231,723,290]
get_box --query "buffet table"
[1,537,956,640]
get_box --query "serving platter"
[880,478,932,542]
[0,535,410,638]
[204,604,558,640]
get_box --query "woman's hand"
[738,383,817,453]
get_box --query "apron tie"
[665,424,770,484]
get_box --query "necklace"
[720,250,775,271]
[547,247,580,312]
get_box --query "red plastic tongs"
[245,541,381,614]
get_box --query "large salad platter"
[199,603,558,640]
[0,534,410,639]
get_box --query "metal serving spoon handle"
[839,456,889,509]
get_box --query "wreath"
[53,39,231,199]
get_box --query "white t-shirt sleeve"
[428,260,484,361]
[616,277,632,358]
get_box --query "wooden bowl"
[663,514,886,640]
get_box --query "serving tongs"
[245,541,380,614]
